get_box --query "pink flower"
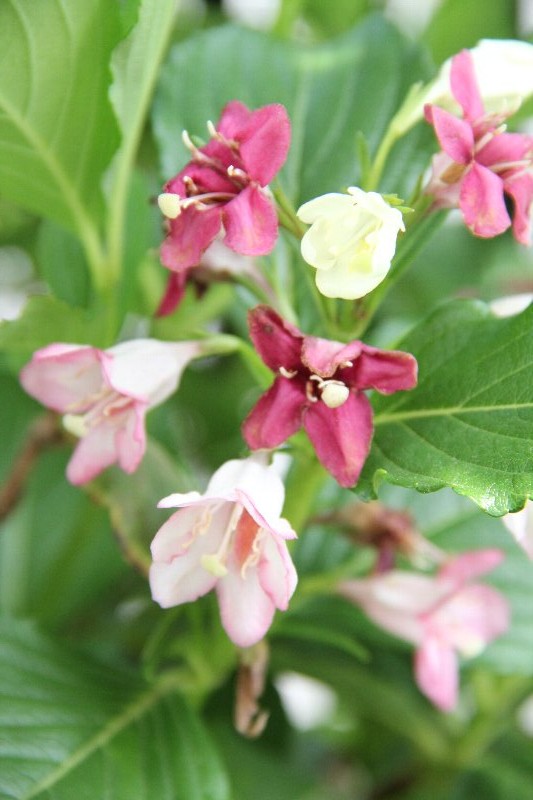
[425,50,533,244]
[20,338,200,485]
[340,550,510,711]
[242,306,418,488]
[157,101,291,312]
[149,455,297,648]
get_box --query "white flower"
[395,39,533,136]
[297,188,405,300]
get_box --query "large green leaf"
[0,618,230,800]
[360,300,533,515]
[0,0,119,234]
[152,17,434,205]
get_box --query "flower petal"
[258,534,298,610]
[161,206,222,271]
[303,392,373,487]
[450,50,485,122]
[217,100,252,139]
[66,415,126,485]
[20,345,104,413]
[301,336,363,378]
[242,377,304,450]
[432,584,509,657]
[223,186,278,255]
[415,635,458,711]
[430,106,474,164]
[239,103,291,185]
[460,163,511,238]
[247,305,303,372]
[505,172,533,246]
[349,345,418,393]
[216,565,276,647]
[438,549,505,585]
[156,272,188,317]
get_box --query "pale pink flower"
[340,549,509,711]
[149,455,297,648]
[425,50,533,244]
[20,338,200,485]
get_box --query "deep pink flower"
[341,549,509,711]
[242,306,418,488]
[156,101,291,313]
[149,455,297,648]
[20,339,200,485]
[425,50,533,244]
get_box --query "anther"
[279,366,297,379]
[157,192,182,219]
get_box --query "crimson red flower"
[242,306,418,487]
[425,50,533,244]
[157,101,291,313]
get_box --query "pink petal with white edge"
[115,403,147,473]
[303,391,373,488]
[216,564,277,647]
[248,305,303,372]
[242,376,304,450]
[161,206,222,271]
[505,172,533,245]
[415,635,458,711]
[430,106,474,164]
[450,50,485,122]
[460,163,511,238]
[66,413,131,485]
[149,505,230,607]
[348,345,418,394]
[239,103,291,186]
[258,534,298,610]
[223,185,278,256]
[20,345,105,413]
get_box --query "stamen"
[227,165,248,183]
[62,413,88,438]
[308,374,350,409]
[279,366,298,379]
[158,192,182,219]
[206,119,218,139]
[241,528,264,579]
[200,503,243,577]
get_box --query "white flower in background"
[222,0,280,30]
[297,188,405,300]
[0,247,42,321]
[393,38,533,136]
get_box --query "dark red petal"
[301,336,363,378]
[239,104,291,186]
[450,50,484,122]
[242,377,305,449]
[223,186,278,255]
[155,272,188,317]
[505,172,533,245]
[248,305,303,372]
[166,161,235,195]
[460,163,511,238]
[430,106,474,164]
[161,206,222,271]
[303,392,373,488]
[350,347,418,394]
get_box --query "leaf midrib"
[374,401,533,426]
[22,672,182,800]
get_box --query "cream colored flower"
[297,188,404,300]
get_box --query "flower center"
[307,374,350,408]
[63,387,134,437]
[200,504,262,578]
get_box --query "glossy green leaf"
[361,300,533,515]
[0,618,231,800]
[36,221,90,307]
[0,0,120,234]
[153,18,434,205]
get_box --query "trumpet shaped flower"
[340,549,509,711]
[297,188,405,299]
[242,306,417,488]
[157,100,290,313]
[425,49,533,244]
[149,455,297,648]
[20,338,200,485]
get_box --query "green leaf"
[0,295,106,368]
[360,300,533,515]
[0,618,231,800]
[36,221,90,308]
[0,0,120,239]
[152,18,434,205]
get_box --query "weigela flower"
[149,455,297,648]
[20,338,200,485]
[157,101,291,297]
[425,50,533,244]
[297,188,405,300]
[340,550,509,711]
[242,306,418,488]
